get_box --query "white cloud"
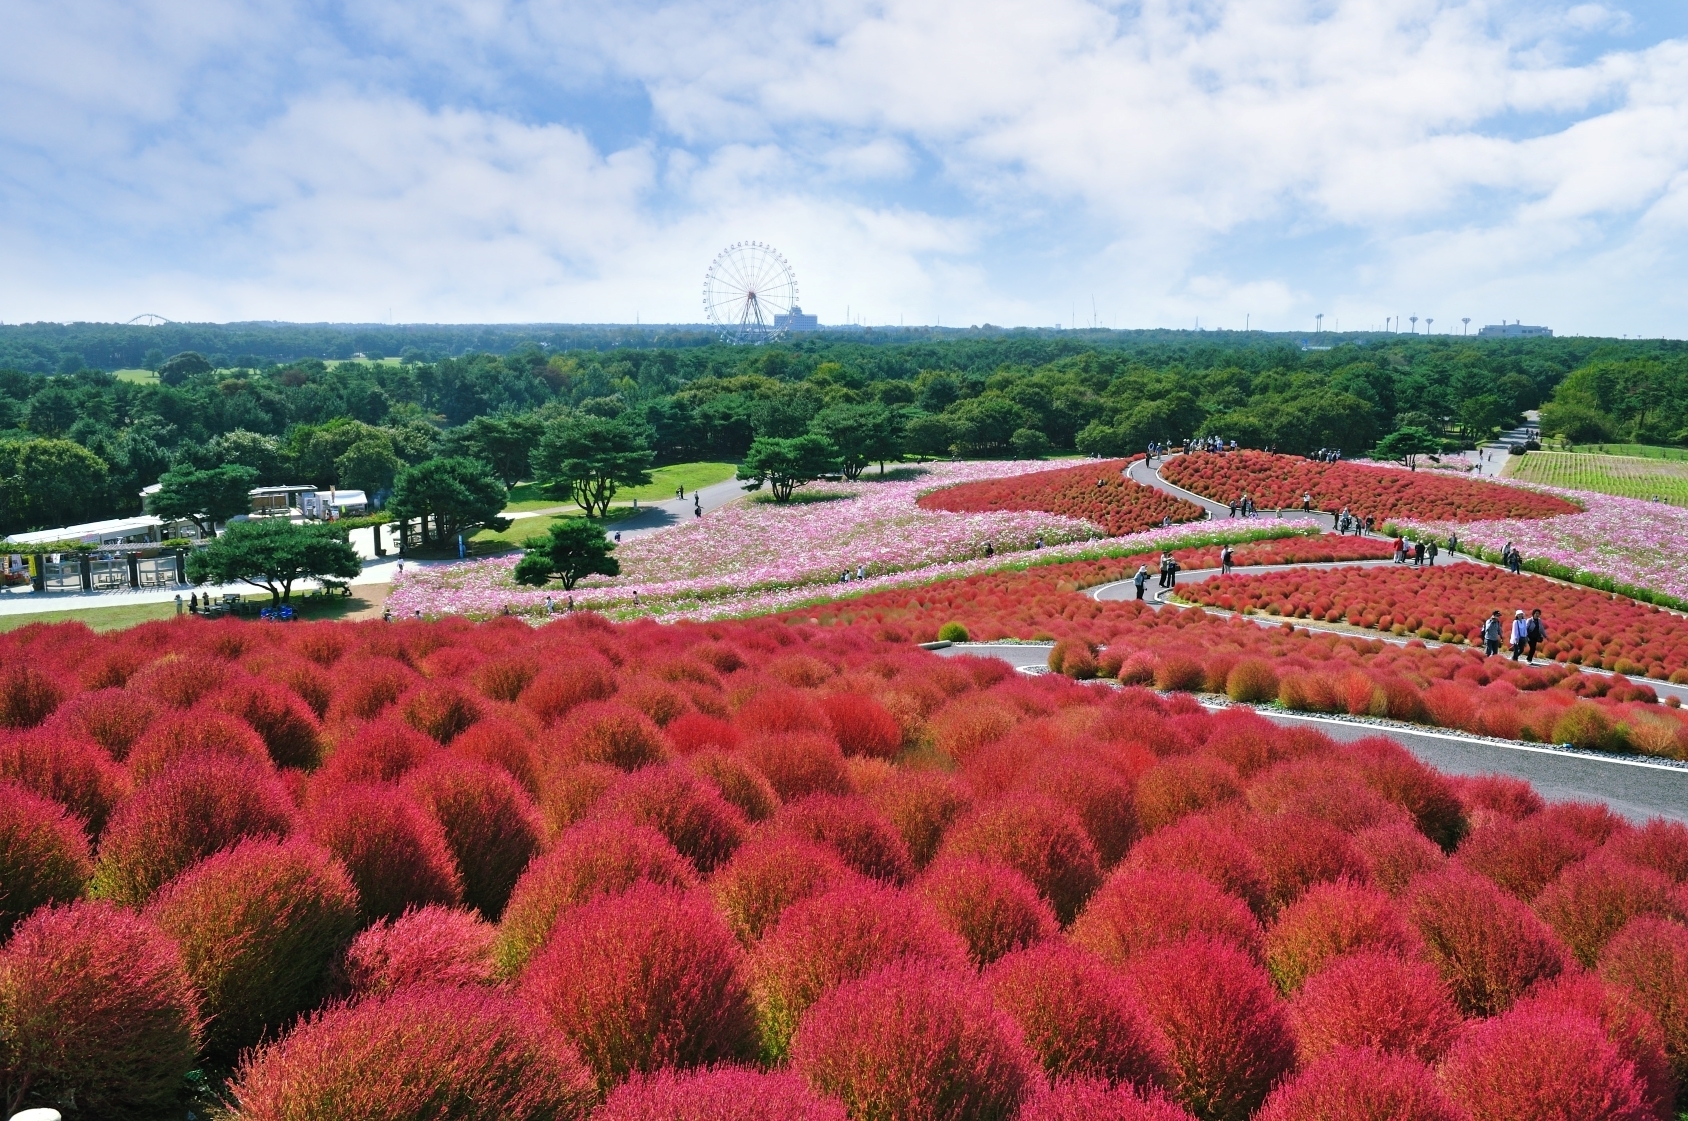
[1,0,1687,332]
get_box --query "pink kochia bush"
[401,756,544,919]
[302,781,464,921]
[791,959,1039,1121]
[223,986,596,1121]
[1017,1079,1197,1121]
[340,905,498,997]
[596,1066,847,1121]
[521,883,756,1089]
[918,854,1058,966]
[1071,866,1264,965]
[1125,936,1298,1121]
[1255,1046,1465,1121]
[0,901,203,1120]
[1263,879,1418,992]
[143,837,361,1057]
[985,941,1172,1091]
[1599,916,1688,1090]
[1288,951,1462,1063]
[1440,1000,1655,1121]
[0,780,92,937]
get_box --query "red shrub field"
[1178,562,1688,683]
[785,549,1688,759]
[0,610,1684,1119]
[1160,450,1580,522]
[917,458,1208,535]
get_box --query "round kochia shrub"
[1599,916,1688,1089]
[1288,951,1462,1063]
[593,764,748,873]
[210,675,326,767]
[302,781,464,921]
[47,686,158,758]
[918,855,1058,966]
[1018,1079,1197,1121]
[864,768,973,869]
[127,709,273,781]
[0,725,124,835]
[0,663,65,729]
[1031,754,1139,868]
[596,1066,847,1121]
[1245,813,1367,912]
[1405,864,1569,1016]
[938,796,1102,923]
[750,879,968,1062]
[521,883,755,1089]
[1071,866,1264,964]
[1351,820,1445,895]
[791,959,1038,1121]
[819,692,904,759]
[986,940,1171,1090]
[92,752,295,906]
[1264,879,1417,992]
[1255,1046,1464,1121]
[1603,817,1688,885]
[1135,757,1242,833]
[1520,972,1679,1121]
[554,701,668,769]
[1456,814,1594,899]
[1126,813,1268,917]
[144,837,361,1057]
[0,780,92,938]
[318,714,436,785]
[1124,936,1297,1121]
[1534,856,1682,967]
[709,831,857,945]
[340,905,498,996]
[686,750,779,821]
[0,901,202,1120]
[496,818,697,976]
[1440,1001,1653,1121]
[222,985,596,1121]
[768,793,913,883]
[402,756,544,919]
[739,732,851,800]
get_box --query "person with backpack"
[1525,609,1546,663]
[1482,610,1503,657]
[1133,564,1149,600]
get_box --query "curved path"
[933,642,1688,823]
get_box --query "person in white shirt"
[1510,610,1528,660]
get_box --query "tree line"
[0,328,1655,536]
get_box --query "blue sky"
[4,0,1688,335]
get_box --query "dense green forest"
[0,319,1673,535]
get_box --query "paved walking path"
[934,642,1688,823]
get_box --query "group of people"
[1482,607,1548,662]
[1228,492,1257,518]
[1393,537,1444,566]
[1311,448,1344,463]
[837,565,870,583]
[1500,542,1525,574]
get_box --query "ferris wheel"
[703,242,798,344]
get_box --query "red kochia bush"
[1018,1079,1197,1121]
[768,793,913,883]
[686,750,779,821]
[1451,773,1545,828]
[1072,866,1264,965]
[1124,936,1297,1121]
[918,855,1058,966]
[709,832,857,945]
[1341,736,1467,851]
[520,661,619,725]
[1599,917,1688,1088]
[739,732,852,800]
[302,781,464,921]
[820,692,904,759]
[0,780,92,937]
[1245,813,1367,912]
[327,655,421,722]
[222,985,596,1121]
[791,959,1038,1121]
[210,675,326,768]
[402,756,544,919]
[596,1066,847,1121]
[0,901,202,1120]
[128,652,228,708]
[1288,951,1462,1063]
[92,752,295,906]
[319,714,437,786]
[399,679,486,744]
[554,701,670,770]
[1405,864,1568,1016]
[1264,878,1418,992]
[864,768,973,868]
[986,941,1171,1090]
[1521,972,1678,1121]
[1351,820,1446,895]
[1127,813,1269,916]
[1029,755,1140,868]
[1603,818,1688,885]
[497,818,697,976]
[127,709,274,781]
[448,714,541,793]
[1255,1047,1464,1121]
[1135,756,1242,833]
[1456,814,1595,899]
[144,837,361,1057]
[1535,856,1682,967]
[594,765,748,873]
[521,883,756,1089]
[939,796,1102,923]
[46,686,158,758]
[0,725,124,835]
[1440,1001,1653,1121]
[0,663,66,729]
[665,712,742,756]
[340,905,498,996]
[750,879,968,1061]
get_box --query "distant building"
[5,515,165,549]
[774,306,820,331]
[1477,322,1552,338]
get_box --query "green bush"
[937,622,969,643]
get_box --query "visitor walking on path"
[1426,540,1438,566]
[1302,492,1312,513]
[1526,609,1546,663]
[1133,565,1149,600]
[1165,554,1181,588]
[1510,610,1528,660]
[1220,545,1234,575]
[1483,611,1503,657]
[1393,537,1406,564]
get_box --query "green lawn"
[469,509,637,552]
[1565,443,1688,461]
[0,588,382,632]
[112,368,160,384]
[1508,450,1688,507]
[502,461,738,513]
